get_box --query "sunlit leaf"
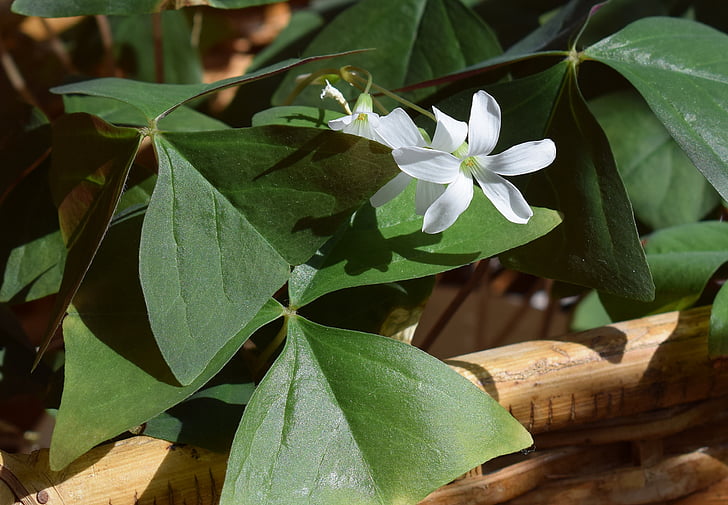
[585,17,728,200]
[52,213,284,470]
[289,184,561,307]
[220,316,532,505]
[142,127,399,384]
[51,52,366,123]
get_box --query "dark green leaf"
[599,221,728,322]
[143,382,255,452]
[273,0,502,106]
[585,17,728,200]
[298,277,435,338]
[289,184,561,307]
[11,0,281,17]
[52,213,284,470]
[142,127,399,384]
[220,316,532,505]
[502,65,654,301]
[507,0,602,55]
[35,114,141,366]
[590,90,719,230]
[0,125,65,303]
[51,52,365,123]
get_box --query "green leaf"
[599,221,728,322]
[141,127,399,385]
[299,277,435,338]
[220,316,532,505]
[52,212,284,470]
[502,65,655,301]
[585,17,728,200]
[710,283,728,359]
[11,0,281,17]
[273,0,502,106]
[35,114,141,366]
[0,125,66,303]
[289,184,561,307]
[590,90,719,230]
[143,381,256,452]
[51,52,365,123]
[63,95,229,130]
[252,106,341,129]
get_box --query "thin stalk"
[419,260,491,352]
[491,277,544,348]
[0,37,42,112]
[95,15,117,77]
[40,17,76,74]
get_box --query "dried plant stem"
[95,15,117,76]
[0,38,41,111]
[419,260,491,352]
[39,18,76,74]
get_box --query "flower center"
[356,113,368,122]
[460,156,480,175]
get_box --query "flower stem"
[342,65,435,121]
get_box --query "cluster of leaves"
[2,0,728,504]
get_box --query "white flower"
[368,109,444,213]
[320,80,352,114]
[328,97,446,212]
[392,90,556,234]
[328,93,380,141]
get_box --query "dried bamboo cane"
[1,306,726,505]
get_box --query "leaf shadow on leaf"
[317,204,479,277]
[251,130,351,181]
[71,214,180,386]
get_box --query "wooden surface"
[2,306,727,505]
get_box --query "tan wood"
[1,306,726,504]
[447,305,727,433]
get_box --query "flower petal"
[472,170,533,224]
[374,108,427,149]
[422,172,474,234]
[479,139,556,176]
[328,115,354,131]
[343,112,380,141]
[370,172,412,207]
[392,147,461,184]
[431,106,468,153]
[415,180,446,216]
[467,90,501,156]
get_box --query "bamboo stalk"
[1,306,726,505]
[447,305,727,433]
